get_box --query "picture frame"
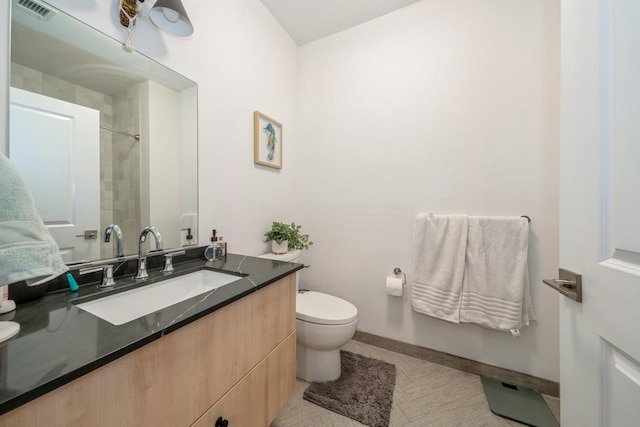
[254,111,283,169]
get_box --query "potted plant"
[264,222,313,254]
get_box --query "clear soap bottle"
[204,229,221,261]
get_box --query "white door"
[560,0,640,425]
[9,87,100,262]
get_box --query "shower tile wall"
[10,63,141,259]
[112,86,141,256]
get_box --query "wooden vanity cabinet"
[0,274,296,427]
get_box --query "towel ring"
[521,215,531,223]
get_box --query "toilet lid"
[296,291,358,325]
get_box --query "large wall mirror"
[9,0,198,264]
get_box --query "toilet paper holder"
[393,268,406,286]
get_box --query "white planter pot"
[271,240,289,254]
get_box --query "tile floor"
[271,340,560,426]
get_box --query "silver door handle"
[543,268,582,302]
[75,230,98,239]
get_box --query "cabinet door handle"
[215,417,229,427]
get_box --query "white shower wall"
[291,0,560,381]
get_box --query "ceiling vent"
[16,0,57,21]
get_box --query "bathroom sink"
[76,270,243,325]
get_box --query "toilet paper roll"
[386,277,404,297]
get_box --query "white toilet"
[258,250,358,382]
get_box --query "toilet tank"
[257,249,301,263]
[257,250,302,292]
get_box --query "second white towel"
[460,216,535,330]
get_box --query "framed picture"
[254,111,282,169]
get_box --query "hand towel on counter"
[411,213,468,323]
[460,216,535,330]
[0,153,68,287]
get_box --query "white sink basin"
[77,270,242,325]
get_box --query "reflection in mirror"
[9,0,198,264]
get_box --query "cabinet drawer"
[192,331,296,427]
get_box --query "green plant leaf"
[264,221,313,250]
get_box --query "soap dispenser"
[204,229,221,261]
[181,227,194,246]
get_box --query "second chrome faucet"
[135,226,163,279]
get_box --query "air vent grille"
[16,0,57,21]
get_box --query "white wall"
[181,86,198,237]
[145,80,183,247]
[292,0,560,380]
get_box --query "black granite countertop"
[0,252,303,416]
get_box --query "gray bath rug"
[303,350,396,427]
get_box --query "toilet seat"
[296,291,358,325]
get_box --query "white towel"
[0,153,68,287]
[411,213,468,323]
[460,216,535,330]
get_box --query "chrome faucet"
[134,226,163,279]
[104,224,124,258]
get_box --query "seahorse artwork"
[264,123,276,161]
